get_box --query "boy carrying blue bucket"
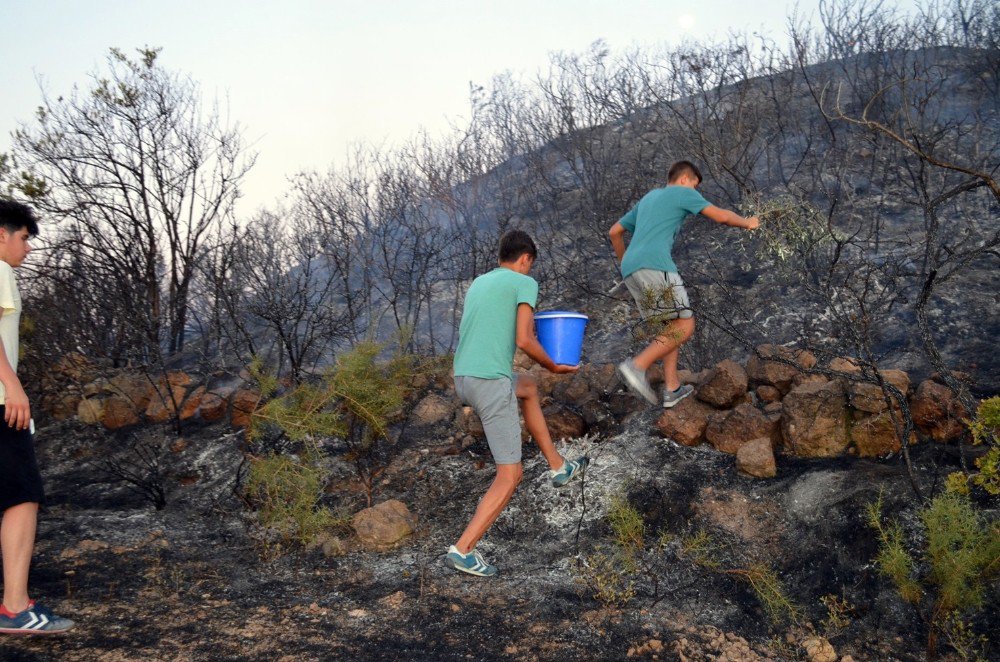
[609,161,759,408]
[447,230,589,577]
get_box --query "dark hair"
[0,200,40,237]
[498,230,537,263]
[667,160,703,185]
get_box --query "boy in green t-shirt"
[609,161,759,408]
[447,230,588,577]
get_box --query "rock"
[51,352,98,383]
[851,413,916,457]
[696,359,749,408]
[608,392,645,419]
[542,404,587,441]
[782,381,850,457]
[802,636,837,662]
[929,370,973,386]
[77,398,104,425]
[756,385,781,404]
[911,379,967,442]
[543,404,587,440]
[746,344,816,394]
[656,397,715,446]
[553,373,593,403]
[170,438,188,453]
[678,368,710,386]
[352,500,416,550]
[412,393,453,426]
[306,531,346,558]
[198,388,232,423]
[828,357,861,374]
[529,367,561,396]
[455,406,485,438]
[792,373,828,387]
[231,388,262,429]
[763,402,783,417]
[162,370,192,388]
[83,378,109,398]
[145,383,188,424]
[706,403,779,454]
[849,369,910,414]
[106,373,153,410]
[737,437,776,478]
[582,363,620,394]
[49,393,83,421]
[180,385,206,421]
[100,396,140,430]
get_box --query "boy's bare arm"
[701,205,760,230]
[609,222,628,262]
[0,337,30,430]
[515,303,578,373]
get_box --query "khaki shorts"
[454,375,522,464]
[624,269,693,321]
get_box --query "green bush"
[867,490,1000,657]
[246,447,334,556]
[250,341,419,505]
[968,397,1000,496]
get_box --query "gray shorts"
[454,375,522,464]
[624,269,693,321]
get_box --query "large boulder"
[77,397,105,425]
[736,437,777,478]
[231,388,262,429]
[352,500,416,550]
[542,404,587,441]
[696,359,748,408]
[851,412,915,457]
[553,373,594,404]
[145,383,188,424]
[455,405,485,438]
[656,397,715,446]
[179,385,206,421]
[49,392,83,421]
[100,396,140,430]
[51,352,98,384]
[911,379,967,442]
[581,363,620,395]
[705,403,779,454]
[412,393,453,426]
[198,388,232,423]
[106,373,154,410]
[782,381,850,457]
[849,369,910,414]
[746,344,816,394]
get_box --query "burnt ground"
[2,407,998,661]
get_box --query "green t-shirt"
[619,185,710,277]
[453,267,539,380]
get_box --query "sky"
[0,0,918,215]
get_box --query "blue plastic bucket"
[534,311,589,366]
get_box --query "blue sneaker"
[445,545,497,577]
[551,456,589,487]
[0,601,75,635]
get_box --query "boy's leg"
[633,316,695,377]
[1,502,38,613]
[515,374,563,471]
[455,463,522,554]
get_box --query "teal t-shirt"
[453,267,539,380]
[619,185,710,277]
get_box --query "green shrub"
[250,341,418,505]
[246,447,334,556]
[867,490,1000,657]
[968,397,1000,496]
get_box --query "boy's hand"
[550,364,579,374]
[745,216,760,230]
[4,382,31,431]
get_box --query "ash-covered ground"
[2,403,996,661]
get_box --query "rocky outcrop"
[849,369,910,413]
